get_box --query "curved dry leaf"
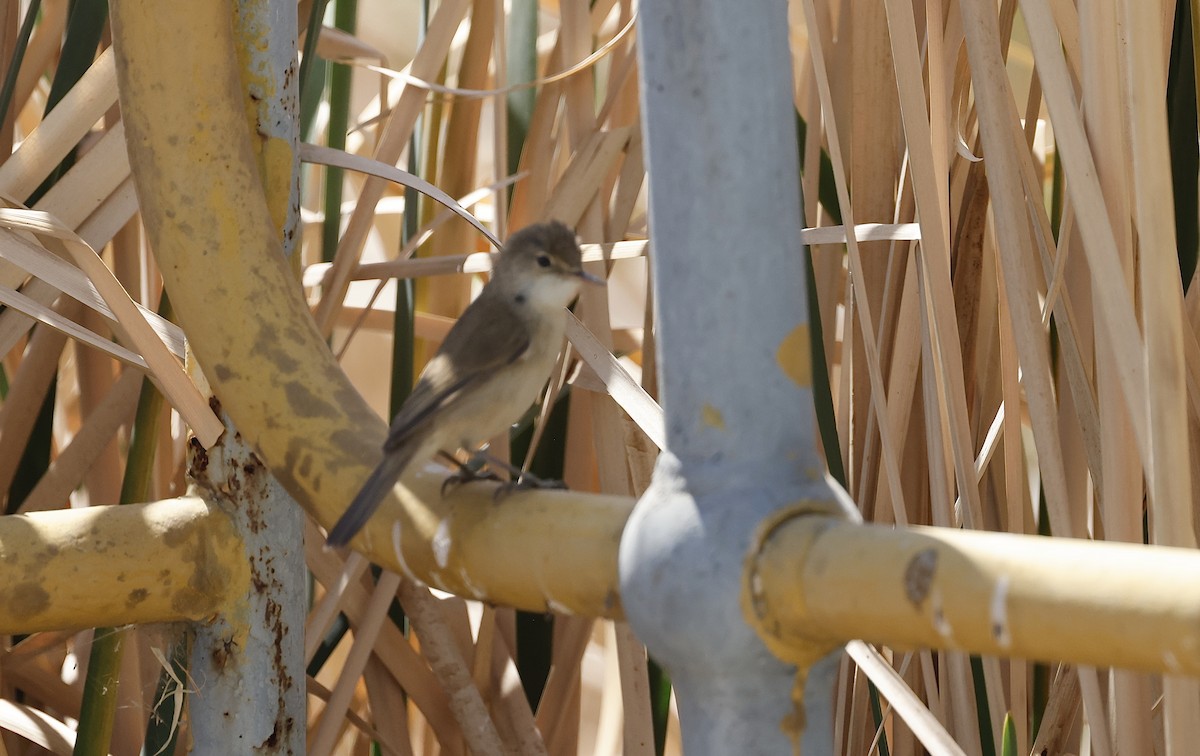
[363,11,637,100]
[0,205,222,446]
[0,281,146,368]
[950,44,982,163]
[309,240,649,288]
[0,227,185,360]
[300,142,500,249]
[326,171,528,355]
[0,699,77,755]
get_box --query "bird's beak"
[577,269,606,286]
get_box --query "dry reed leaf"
[367,12,635,100]
[304,551,369,663]
[326,173,527,354]
[880,0,983,535]
[978,655,1006,755]
[0,699,76,755]
[536,615,593,754]
[0,655,80,730]
[484,632,546,756]
[1118,58,1197,756]
[1076,665,1113,756]
[0,132,179,362]
[13,1,69,122]
[1025,199,1104,492]
[0,299,79,503]
[593,623,627,755]
[0,49,117,202]
[801,0,909,524]
[313,0,471,337]
[0,281,145,369]
[21,367,140,511]
[1019,0,1149,460]
[961,0,1077,539]
[362,658,416,756]
[304,523,459,743]
[301,143,500,249]
[869,255,922,525]
[1031,664,1082,755]
[558,0,600,147]
[1108,2,1200,729]
[543,127,634,227]
[991,229,1028,536]
[0,206,221,446]
[800,223,921,245]
[425,0,497,332]
[943,652,981,754]
[306,675,382,743]
[313,24,390,65]
[323,239,647,287]
[613,622,654,755]
[0,231,181,360]
[579,324,637,502]
[506,79,565,228]
[311,570,404,754]
[565,311,662,450]
[37,123,129,224]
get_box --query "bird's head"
[496,220,605,310]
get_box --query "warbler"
[326,220,604,547]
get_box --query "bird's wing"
[383,292,530,451]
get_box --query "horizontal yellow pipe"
[355,466,632,617]
[746,513,1200,674]
[0,497,247,634]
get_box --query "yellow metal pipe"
[745,513,1200,675]
[0,497,247,634]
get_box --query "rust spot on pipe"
[904,548,937,607]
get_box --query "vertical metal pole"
[187,1,305,751]
[621,0,846,752]
[188,426,307,753]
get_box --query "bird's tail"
[326,445,417,547]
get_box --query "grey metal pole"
[620,0,849,752]
[188,425,307,754]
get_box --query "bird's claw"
[441,466,502,497]
[492,472,568,502]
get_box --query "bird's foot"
[493,471,569,502]
[440,453,502,497]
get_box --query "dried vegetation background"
[0,0,1196,754]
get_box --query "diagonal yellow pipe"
[108,0,628,618]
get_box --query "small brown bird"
[326,220,603,547]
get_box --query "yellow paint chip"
[702,404,725,430]
[777,324,812,387]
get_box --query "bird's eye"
[536,254,552,268]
